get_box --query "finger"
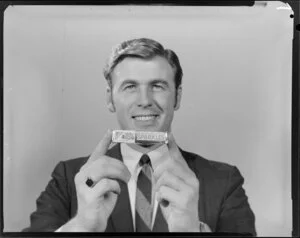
[167,132,182,162]
[156,185,180,207]
[153,159,192,184]
[154,170,185,192]
[84,155,130,178]
[157,185,194,211]
[88,129,113,164]
[76,157,131,189]
[91,178,121,197]
[88,160,131,185]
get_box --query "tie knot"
[139,154,151,166]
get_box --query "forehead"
[111,56,175,84]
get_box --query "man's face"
[106,56,182,132]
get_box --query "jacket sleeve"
[22,161,72,232]
[216,166,257,236]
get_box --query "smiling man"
[108,56,178,133]
[23,38,256,235]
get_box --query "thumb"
[167,132,181,161]
[88,129,112,164]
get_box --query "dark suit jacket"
[23,143,256,235]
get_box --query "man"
[23,38,256,234]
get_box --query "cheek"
[155,93,175,110]
[113,93,133,107]
[113,96,135,116]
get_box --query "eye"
[153,83,165,91]
[123,84,136,91]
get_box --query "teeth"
[135,116,156,121]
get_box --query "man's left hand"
[153,133,201,232]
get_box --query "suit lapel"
[180,149,206,224]
[152,205,169,232]
[106,144,134,232]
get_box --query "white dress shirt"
[121,142,170,231]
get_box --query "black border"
[0,0,299,237]
[0,0,256,6]
[287,1,300,237]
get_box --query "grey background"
[3,2,293,236]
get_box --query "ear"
[174,85,182,110]
[106,86,116,113]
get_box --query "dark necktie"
[135,154,153,232]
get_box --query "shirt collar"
[121,143,170,176]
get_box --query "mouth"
[132,115,159,121]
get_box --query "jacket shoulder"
[181,149,237,177]
[58,155,90,177]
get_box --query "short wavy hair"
[103,38,183,90]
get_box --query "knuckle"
[191,176,199,187]
[183,198,190,208]
[80,163,87,171]
[159,171,170,185]
[99,176,109,186]
[187,174,199,188]
[74,171,83,184]
[94,156,106,165]
[186,186,194,197]
[115,182,121,193]
[165,170,172,178]
[101,178,110,187]
[180,195,189,208]
[159,171,166,180]
[159,185,166,194]
[112,179,119,187]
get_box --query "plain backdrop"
[3,2,293,236]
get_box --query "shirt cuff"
[55,227,62,232]
[199,221,212,232]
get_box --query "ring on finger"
[85,178,94,187]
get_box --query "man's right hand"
[58,129,131,232]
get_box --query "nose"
[137,88,153,107]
